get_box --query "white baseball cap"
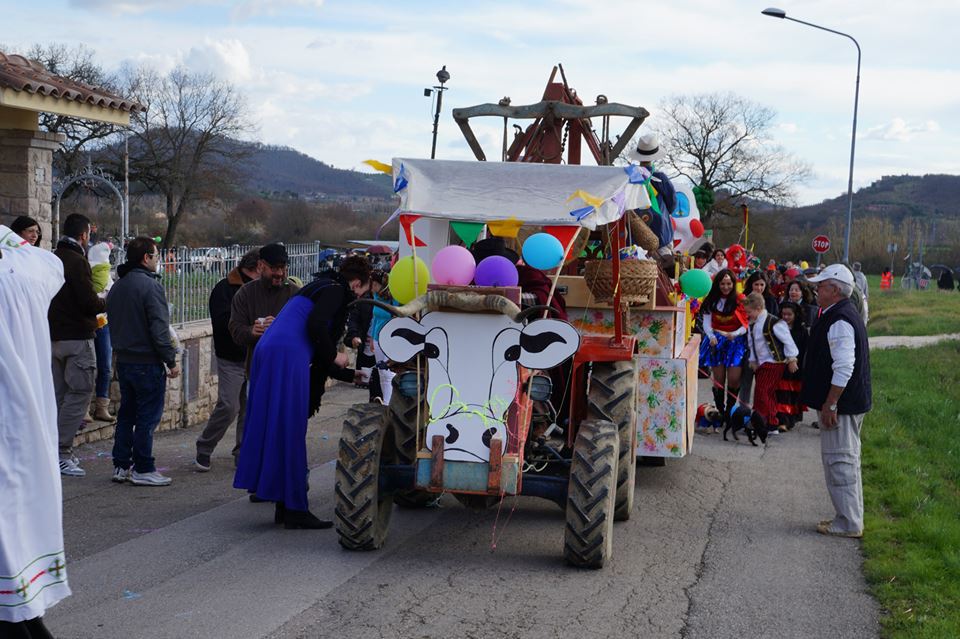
[807,264,854,286]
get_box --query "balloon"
[389,255,430,304]
[671,184,706,253]
[431,245,476,285]
[474,256,519,287]
[521,232,564,270]
[679,269,712,298]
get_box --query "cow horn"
[514,304,562,323]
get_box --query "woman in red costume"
[699,269,748,429]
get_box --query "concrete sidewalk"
[45,380,879,638]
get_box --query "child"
[775,301,807,429]
[744,292,799,434]
[699,269,749,431]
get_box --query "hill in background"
[240,143,393,200]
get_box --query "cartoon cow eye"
[505,344,520,361]
[424,343,440,359]
[481,427,498,448]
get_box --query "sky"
[4,0,959,205]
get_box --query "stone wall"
[75,321,218,446]
[0,129,61,249]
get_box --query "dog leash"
[697,365,754,411]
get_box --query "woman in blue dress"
[699,268,748,430]
[234,256,372,529]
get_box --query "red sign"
[812,235,831,254]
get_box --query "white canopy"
[392,158,652,230]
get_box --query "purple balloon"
[474,255,519,287]
[431,245,476,285]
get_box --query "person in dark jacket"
[49,213,106,477]
[343,285,376,395]
[802,265,872,539]
[194,249,260,471]
[234,255,371,530]
[106,237,180,487]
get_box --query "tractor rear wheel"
[335,403,394,550]
[588,360,638,521]
[384,385,437,509]
[563,419,619,569]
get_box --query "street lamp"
[425,65,450,159]
[762,7,861,263]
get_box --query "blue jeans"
[94,325,113,398]
[113,362,167,473]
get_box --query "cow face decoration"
[379,310,580,463]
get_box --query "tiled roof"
[0,51,143,113]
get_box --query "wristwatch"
[828,404,838,411]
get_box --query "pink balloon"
[431,245,476,285]
[474,255,519,287]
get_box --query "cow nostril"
[444,424,459,444]
[481,427,498,448]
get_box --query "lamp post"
[425,65,450,159]
[762,7,860,264]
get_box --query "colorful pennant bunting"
[450,221,485,248]
[543,225,580,260]
[399,214,427,247]
[487,218,524,239]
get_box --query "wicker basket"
[583,258,658,304]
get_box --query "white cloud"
[863,118,941,142]
[184,39,253,83]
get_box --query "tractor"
[335,67,655,568]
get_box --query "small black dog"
[723,405,769,446]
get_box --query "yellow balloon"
[800,260,809,269]
[389,255,430,304]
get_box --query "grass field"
[862,342,960,637]
[865,274,960,337]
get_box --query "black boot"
[283,509,333,530]
[712,387,726,432]
[274,502,285,525]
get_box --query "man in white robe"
[0,226,72,634]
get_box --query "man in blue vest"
[802,264,872,538]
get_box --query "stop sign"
[812,235,831,254]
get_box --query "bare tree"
[22,43,120,175]
[643,92,812,224]
[115,65,254,248]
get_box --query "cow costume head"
[375,291,580,463]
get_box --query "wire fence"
[115,242,324,326]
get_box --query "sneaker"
[59,458,86,477]
[130,470,172,487]
[194,453,211,472]
[112,467,131,483]
[816,521,862,538]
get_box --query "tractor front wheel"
[588,360,638,521]
[563,419,619,569]
[335,403,394,550]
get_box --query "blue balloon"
[522,232,565,270]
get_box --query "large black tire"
[563,419,619,569]
[384,385,437,509]
[335,403,394,550]
[588,360,638,521]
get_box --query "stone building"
[0,51,140,247]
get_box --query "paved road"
[46,381,879,639]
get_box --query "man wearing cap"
[194,249,261,471]
[801,264,872,539]
[229,243,301,373]
[627,131,676,249]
